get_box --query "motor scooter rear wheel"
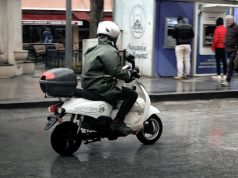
[51,121,82,156]
[136,115,163,145]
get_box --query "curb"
[1,90,238,109]
[0,100,59,109]
[150,90,238,102]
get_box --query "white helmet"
[97,21,120,40]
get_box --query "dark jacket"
[225,23,238,52]
[173,21,194,45]
[81,35,131,102]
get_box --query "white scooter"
[39,58,163,156]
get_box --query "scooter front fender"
[145,105,160,121]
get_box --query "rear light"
[48,105,57,113]
[42,71,55,80]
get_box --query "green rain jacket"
[81,35,131,102]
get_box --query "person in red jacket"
[212,17,227,79]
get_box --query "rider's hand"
[131,69,140,78]
[125,77,134,83]
[125,70,136,83]
[125,54,135,62]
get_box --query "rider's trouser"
[115,87,138,121]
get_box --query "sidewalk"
[1,66,238,108]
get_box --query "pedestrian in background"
[221,15,238,86]
[212,17,227,79]
[42,27,53,43]
[173,16,194,80]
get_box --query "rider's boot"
[110,119,132,136]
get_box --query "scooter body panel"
[123,105,160,132]
[62,98,113,118]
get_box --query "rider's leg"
[115,87,138,121]
[111,87,138,135]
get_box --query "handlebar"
[123,51,141,78]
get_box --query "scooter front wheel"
[136,115,163,145]
[51,121,82,156]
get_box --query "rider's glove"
[131,69,140,79]
[125,54,135,62]
[125,77,134,83]
[125,70,140,83]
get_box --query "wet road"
[1,99,238,178]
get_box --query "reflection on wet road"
[1,99,238,177]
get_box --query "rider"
[81,21,138,136]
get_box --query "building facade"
[0,0,113,78]
[115,0,238,77]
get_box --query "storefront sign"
[22,20,83,26]
[127,44,148,59]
